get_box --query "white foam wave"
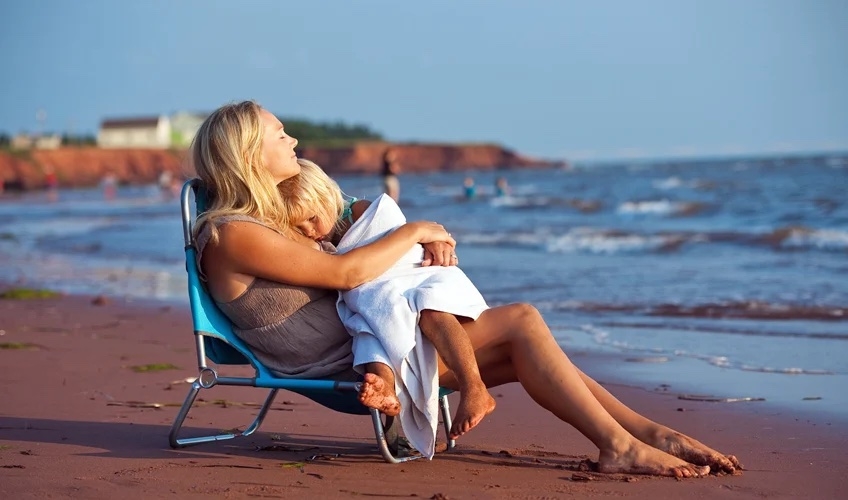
[546,228,677,254]
[781,228,848,251]
[617,199,678,215]
[578,325,834,376]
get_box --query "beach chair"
[168,179,455,463]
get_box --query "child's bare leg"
[419,310,496,439]
[359,362,401,416]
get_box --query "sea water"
[1,156,846,421]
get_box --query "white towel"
[335,194,488,458]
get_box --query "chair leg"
[370,409,426,463]
[168,380,278,448]
[439,395,456,450]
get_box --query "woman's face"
[259,108,300,183]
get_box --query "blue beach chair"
[168,179,456,462]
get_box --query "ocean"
[1,155,846,421]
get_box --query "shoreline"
[2,292,847,498]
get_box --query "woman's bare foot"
[598,438,711,478]
[653,430,743,474]
[449,385,497,439]
[358,373,401,416]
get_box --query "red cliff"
[0,143,562,191]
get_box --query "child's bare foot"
[598,439,710,478]
[653,430,743,474]
[449,385,497,439]
[358,373,400,416]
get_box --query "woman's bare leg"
[420,310,496,439]
[439,303,709,478]
[574,368,742,473]
[359,362,401,417]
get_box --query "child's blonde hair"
[278,158,345,238]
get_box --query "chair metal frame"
[168,179,455,463]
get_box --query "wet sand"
[1,294,847,499]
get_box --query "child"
[279,159,495,454]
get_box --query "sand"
[1,294,846,499]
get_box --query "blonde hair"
[278,158,345,238]
[190,100,297,241]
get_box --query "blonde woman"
[191,100,740,477]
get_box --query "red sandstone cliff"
[0,143,562,191]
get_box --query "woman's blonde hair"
[278,158,345,239]
[190,100,297,241]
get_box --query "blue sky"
[1,0,846,161]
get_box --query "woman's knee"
[504,302,545,331]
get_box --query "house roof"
[101,117,162,129]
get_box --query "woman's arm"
[334,199,456,267]
[205,218,454,292]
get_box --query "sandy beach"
[1,293,846,499]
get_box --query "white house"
[97,116,171,149]
[169,111,206,147]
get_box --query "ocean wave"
[461,225,848,255]
[617,199,709,217]
[579,324,835,375]
[768,226,848,251]
[557,299,848,322]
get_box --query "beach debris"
[0,342,40,350]
[1,465,25,469]
[306,472,324,479]
[0,288,61,300]
[164,377,197,390]
[280,461,306,470]
[107,401,165,409]
[256,444,319,453]
[129,363,180,373]
[570,472,593,482]
[91,295,109,306]
[678,395,765,403]
[307,453,339,462]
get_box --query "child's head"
[278,158,344,241]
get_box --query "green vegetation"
[277,117,383,148]
[61,133,97,146]
[0,288,61,300]
[130,363,180,373]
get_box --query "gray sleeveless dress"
[196,215,355,379]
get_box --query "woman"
[191,100,740,478]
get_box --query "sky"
[1,0,846,161]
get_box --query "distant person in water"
[381,147,401,202]
[101,170,118,201]
[44,165,59,202]
[463,176,476,200]
[494,176,510,197]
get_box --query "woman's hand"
[422,241,458,267]
[406,221,456,247]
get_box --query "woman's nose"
[290,136,298,148]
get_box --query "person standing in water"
[381,147,401,203]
